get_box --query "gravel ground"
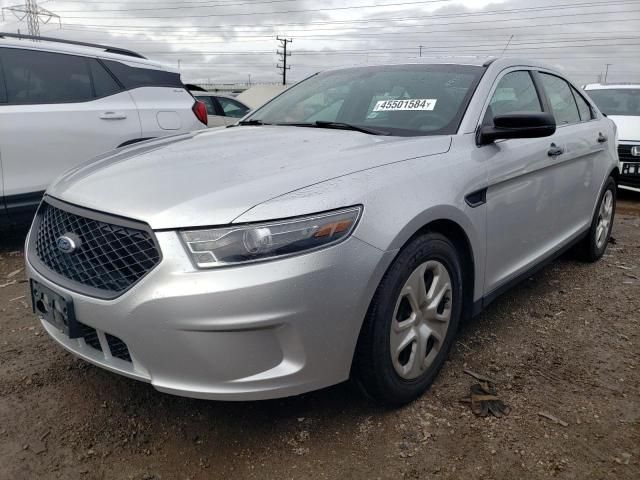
[1,190,639,480]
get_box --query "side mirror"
[477,112,556,145]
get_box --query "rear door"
[535,71,611,238]
[0,47,140,212]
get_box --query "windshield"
[247,64,485,136]
[587,88,640,116]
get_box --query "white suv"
[584,83,640,192]
[0,33,207,225]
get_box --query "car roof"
[0,34,177,72]
[584,83,640,90]
[319,57,565,74]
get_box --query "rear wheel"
[577,177,616,262]
[354,232,463,406]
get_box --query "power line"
[45,0,638,26]
[51,0,451,12]
[134,40,640,55]
[52,9,640,36]
[53,0,455,19]
[276,36,292,86]
[51,23,640,42]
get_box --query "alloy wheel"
[595,190,614,249]
[390,260,453,380]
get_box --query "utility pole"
[604,63,612,83]
[2,0,61,37]
[276,36,292,86]
[419,45,423,57]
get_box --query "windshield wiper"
[273,121,390,135]
[233,119,389,135]
[313,121,390,136]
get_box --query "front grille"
[33,199,160,298]
[619,144,640,163]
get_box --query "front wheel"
[353,233,463,406]
[577,176,616,262]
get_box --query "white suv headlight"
[180,206,362,268]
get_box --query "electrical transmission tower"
[2,0,61,37]
[276,36,292,86]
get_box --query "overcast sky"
[1,0,640,85]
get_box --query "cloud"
[2,0,639,84]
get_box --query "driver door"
[475,69,563,295]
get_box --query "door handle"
[547,143,564,157]
[99,111,127,120]
[597,132,608,143]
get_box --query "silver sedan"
[26,58,618,405]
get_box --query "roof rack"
[0,32,146,59]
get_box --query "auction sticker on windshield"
[373,99,437,112]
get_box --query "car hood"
[608,115,640,142]
[49,126,451,229]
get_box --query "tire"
[353,232,463,406]
[577,177,616,262]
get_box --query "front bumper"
[27,230,393,400]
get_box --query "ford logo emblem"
[57,234,79,254]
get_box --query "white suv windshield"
[588,88,640,116]
[247,64,485,136]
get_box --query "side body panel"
[127,86,203,136]
[236,135,488,304]
[0,91,141,198]
[475,135,563,294]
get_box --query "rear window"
[103,60,183,89]
[1,48,94,104]
[587,88,640,116]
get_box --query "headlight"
[180,206,362,268]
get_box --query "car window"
[572,87,593,121]
[539,73,581,125]
[586,88,640,116]
[89,60,122,98]
[485,71,542,124]
[248,64,485,136]
[0,58,6,103]
[103,60,183,89]
[217,97,249,118]
[1,48,93,104]
[197,96,217,115]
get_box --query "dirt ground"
[1,191,639,480]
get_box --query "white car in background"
[192,91,251,127]
[584,83,640,192]
[0,32,208,225]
